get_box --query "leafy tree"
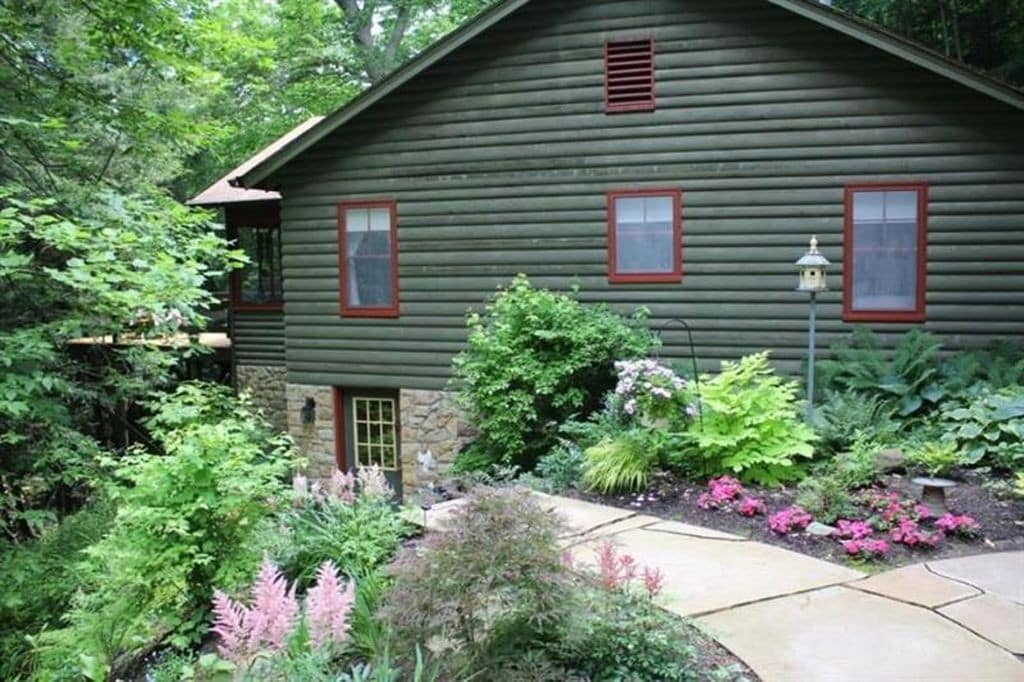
[833,0,1024,85]
[0,186,238,539]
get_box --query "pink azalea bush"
[767,505,813,534]
[211,559,356,666]
[834,519,873,540]
[890,518,943,548]
[935,513,981,537]
[737,496,767,517]
[842,538,889,558]
[696,476,746,510]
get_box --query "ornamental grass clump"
[581,430,659,494]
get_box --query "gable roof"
[237,0,1024,190]
[188,116,324,206]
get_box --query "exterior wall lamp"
[300,397,317,425]
[795,236,830,421]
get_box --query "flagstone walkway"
[421,492,1024,682]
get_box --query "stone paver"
[421,493,1024,679]
[928,552,1024,604]
[851,564,981,607]
[575,526,861,616]
[562,514,659,547]
[646,519,745,541]
[530,492,635,535]
[698,586,1024,682]
[940,593,1024,654]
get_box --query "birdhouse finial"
[809,235,819,254]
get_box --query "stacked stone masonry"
[236,365,288,433]
[399,388,475,490]
[283,384,473,492]
[286,383,337,480]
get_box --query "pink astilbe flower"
[326,470,357,503]
[305,562,356,650]
[211,589,251,664]
[596,542,624,590]
[768,506,813,534]
[357,465,394,500]
[618,553,638,583]
[561,549,575,572]
[643,566,665,598]
[834,519,873,540]
[249,560,299,651]
[935,513,981,537]
[737,496,767,517]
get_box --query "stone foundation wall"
[400,388,475,489]
[236,365,288,433]
[286,383,337,479]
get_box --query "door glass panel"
[352,397,398,472]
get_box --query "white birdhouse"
[796,235,830,292]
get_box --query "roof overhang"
[236,0,1024,190]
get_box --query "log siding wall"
[271,0,1024,389]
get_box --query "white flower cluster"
[613,358,687,416]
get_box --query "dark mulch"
[569,470,1024,569]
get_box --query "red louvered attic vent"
[604,39,655,113]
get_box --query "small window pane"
[237,226,283,304]
[345,206,394,308]
[614,195,675,274]
[850,189,920,312]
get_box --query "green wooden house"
[191,0,1024,490]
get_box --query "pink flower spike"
[248,560,298,652]
[643,566,665,598]
[211,590,251,664]
[561,549,575,571]
[306,561,356,650]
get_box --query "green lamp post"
[796,236,830,421]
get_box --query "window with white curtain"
[608,189,682,282]
[338,200,397,316]
[845,185,926,321]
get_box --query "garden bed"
[568,470,1024,568]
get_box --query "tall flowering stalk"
[210,559,356,667]
[211,560,298,664]
[306,562,356,650]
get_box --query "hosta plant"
[940,386,1024,471]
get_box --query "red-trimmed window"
[604,39,655,113]
[843,183,928,322]
[607,189,682,283]
[227,203,283,311]
[338,199,399,317]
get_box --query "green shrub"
[269,496,411,591]
[678,353,815,485]
[551,589,697,682]
[581,432,657,494]
[940,386,1024,471]
[535,441,585,492]
[32,383,294,679]
[451,275,655,468]
[0,500,114,680]
[381,487,571,677]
